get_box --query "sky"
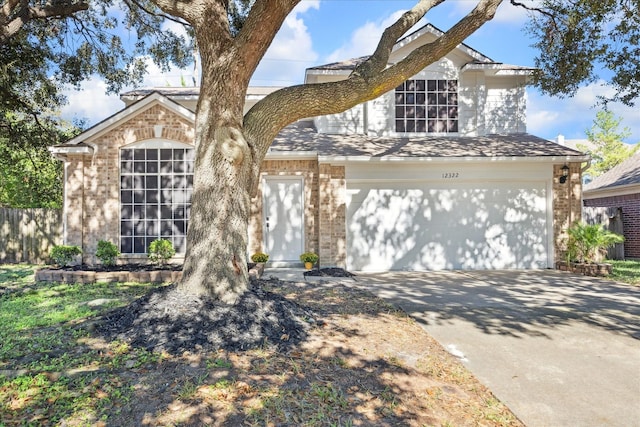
[61,0,639,144]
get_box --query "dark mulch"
[54,263,183,272]
[93,278,315,355]
[303,267,356,278]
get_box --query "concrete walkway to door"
[353,270,640,427]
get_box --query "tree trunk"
[178,78,256,303]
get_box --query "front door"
[263,177,304,261]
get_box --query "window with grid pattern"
[120,146,194,254]
[395,79,458,133]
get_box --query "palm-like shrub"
[566,222,624,263]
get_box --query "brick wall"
[584,193,640,259]
[553,163,583,263]
[63,104,195,264]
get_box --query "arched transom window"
[120,140,194,254]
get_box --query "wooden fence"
[0,208,62,263]
[583,206,625,260]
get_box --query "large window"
[395,79,458,133]
[120,143,194,254]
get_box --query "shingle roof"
[584,152,640,191]
[271,122,586,158]
[306,56,370,71]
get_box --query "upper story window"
[395,79,458,133]
[120,141,194,255]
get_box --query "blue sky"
[61,0,639,143]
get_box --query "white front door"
[263,177,304,261]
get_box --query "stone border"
[556,261,612,276]
[36,264,265,284]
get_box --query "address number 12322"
[441,172,459,178]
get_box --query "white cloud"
[60,79,122,126]
[527,81,640,143]
[326,10,406,63]
[251,5,320,86]
[447,0,540,24]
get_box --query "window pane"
[160,149,172,160]
[146,189,158,203]
[395,106,404,118]
[416,106,426,118]
[406,120,415,132]
[160,161,172,174]
[121,237,132,254]
[448,93,458,105]
[121,176,132,190]
[161,205,173,219]
[161,189,172,204]
[416,93,425,105]
[161,220,173,236]
[395,93,405,104]
[405,106,415,118]
[121,205,133,220]
[448,106,458,119]
[121,160,134,173]
[396,120,405,132]
[146,205,158,218]
[134,149,146,160]
[427,80,436,91]
[121,150,133,161]
[121,221,133,236]
[428,106,437,118]
[134,237,146,253]
[147,149,158,160]
[146,176,158,189]
[406,80,415,91]
[133,205,145,220]
[147,161,158,173]
[416,120,426,132]
[134,189,145,203]
[437,80,446,91]
[448,80,458,91]
[416,80,425,91]
[121,191,132,204]
[448,120,459,133]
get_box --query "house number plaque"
[441,172,459,178]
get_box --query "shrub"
[148,239,176,265]
[300,252,319,263]
[250,252,269,263]
[96,240,120,266]
[567,221,625,263]
[50,245,82,267]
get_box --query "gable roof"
[306,23,531,75]
[55,92,195,150]
[583,152,640,196]
[270,121,588,162]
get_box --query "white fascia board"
[461,63,534,76]
[265,150,318,161]
[48,145,93,155]
[64,92,195,146]
[319,155,590,165]
[583,183,640,199]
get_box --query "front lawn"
[610,259,640,286]
[0,264,521,426]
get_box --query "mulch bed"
[303,267,356,278]
[93,278,316,354]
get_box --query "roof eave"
[583,183,640,199]
[319,154,590,165]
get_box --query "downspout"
[51,153,69,245]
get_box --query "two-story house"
[51,24,588,270]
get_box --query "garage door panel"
[347,182,548,271]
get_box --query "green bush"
[300,252,319,263]
[96,240,120,266]
[50,245,82,267]
[148,239,176,265]
[250,252,269,263]
[567,221,625,263]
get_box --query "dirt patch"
[87,278,522,426]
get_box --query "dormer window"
[395,79,458,133]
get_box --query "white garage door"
[346,180,549,271]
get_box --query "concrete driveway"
[353,270,640,427]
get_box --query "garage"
[345,162,552,271]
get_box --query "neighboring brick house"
[51,23,588,270]
[583,153,640,259]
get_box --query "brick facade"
[59,100,577,269]
[553,163,583,263]
[584,193,640,259]
[63,104,195,264]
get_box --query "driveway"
[353,270,640,427]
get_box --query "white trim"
[49,145,93,155]
[64,92,195,146]
[583,183,640,199]
[122,139,193,149]
[319,155,590,165]
[265,150,318,161]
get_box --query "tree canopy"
[579,109,639,178]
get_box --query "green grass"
[0,264,161,425]
[610,260,640,286]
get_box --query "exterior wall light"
[559,164,570,184]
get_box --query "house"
[50,23,588,271]
[583,153,640,259]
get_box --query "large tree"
[579,109,638,178]
[3,0,640,302]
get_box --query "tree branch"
[245,0,503,151]
[232,0,300,82]
[1,0,89,42]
